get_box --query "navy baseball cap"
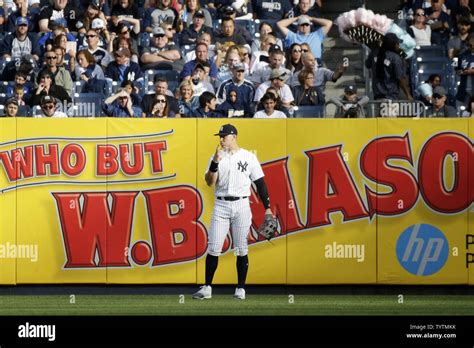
[16,17,29,26]
[215,124,238,136]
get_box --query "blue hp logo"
[396,224,449,276]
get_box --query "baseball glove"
[257,214,278,240]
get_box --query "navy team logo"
[396,224,449,276]
[237,161,248,172]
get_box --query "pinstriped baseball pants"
[207,198,252,257]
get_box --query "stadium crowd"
[0,0,472,117]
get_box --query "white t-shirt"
[34,112,68,118]
[253,110,287,118]
[254,81,294,104]
[207,148,264,197]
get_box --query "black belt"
[217,196,248,201]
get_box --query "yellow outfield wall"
[0,118,472,285]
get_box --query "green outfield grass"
[1,295,473,316]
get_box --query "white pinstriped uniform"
[206,148,264,256]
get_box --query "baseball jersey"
[207,148,264,197]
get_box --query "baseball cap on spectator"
[90,0,101,10]
[214,124,238,136]
[5,98,19,107]
[268,44,283,54]
[232,63,245,71]
[152,27,166,36]
[194,10,206,18]
[223,6,236,15]
[41,95,57,105]
[344,85,357,94]
[92,18,106,29]
[297,16,311,26]
[16,17,29,26]
[269,67,289,81]
[433,86,447,97]
[115,47,131,57]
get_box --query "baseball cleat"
[193,285,212,300]
[233,287,245,300]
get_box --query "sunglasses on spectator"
[156,99,166,103]
[299,23,310,27]
[86,34,97,38]
[156,34,166,38]
[301,49,309,52]
[432,94,443,99]
[46,56,57,60]
[292,49,302,53]
[43,104,55,110]
[416,12,425,16]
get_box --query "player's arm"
[253,177,272,216]
[205,145,222,186]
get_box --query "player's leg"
[193,200,230,300]
[230,199,252,300]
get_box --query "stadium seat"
[138,32,152,50]
[73,81,86,94]
[292,105,325,118]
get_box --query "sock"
[205,254,219,286]
[236,255,249,289]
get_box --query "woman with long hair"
[147,93,178,117]
[292,68,324,106]
[285,43,304,74]
[110,35,139,63]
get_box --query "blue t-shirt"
[285,28,325,60]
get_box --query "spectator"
[277,15,332,64]
[90,18,112,47]
[292,68,324,106]
[144,0,180,33]
[407,8,432,46]
[217,84,252,117]
[0,54,37,82]
[140,27,182,70]
[181,10,214,46]
[34,96,68,118]
[366,33,413,101]
[121,80,142,106]
[184,32,216,62]
[456,35,474,104]
[110,0,142,34]
[285,43,304,75]
[254,67,294,108]
[142,76,181,117]
[81,29,113,68]
[252,0,292,20]
[194,91,224,117]
[251,21,283,54]
[78,0,108,34]
[448,17,471,59]
[425,0,452,45]
[190,62,215,96]
[6,71,32,99]
[105,47,143,83]
[289,52,344,92]
[146,94,178,117]
[53,37,76,72]
[38,49,73,96]
[112,34,140,63]
[177,80,200,117]
[426,86,457,116]
[30,71,71,106]
[2,98,20,117]
[330,85,369,118]
[251,44,286,86]
[254,92,287,118]
[214,17,247,46]
[0,17,41,62]
[13,84,29,106]
[461,95,474,116]
[6,0,38,33]
[249,33,278,74]
[417,73,441,105]
[75,49,106,84]
[103,89,142,117]
[215,50,242,88]
[216,63,255,105]
[256,86,286,112]
[182,0,212,28]
[216,6,253,44]
[181,42,219,80]
[38,0,84,33]
[110,22,140,55]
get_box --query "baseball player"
[193,124,274,300]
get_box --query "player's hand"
[213,144,223,163]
